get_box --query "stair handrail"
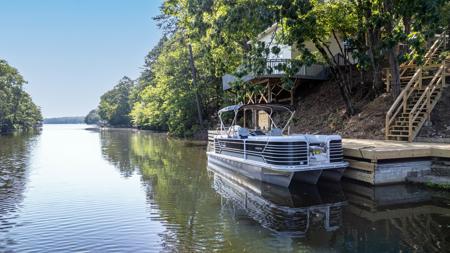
[400,49,417,68]
[409,66,443,126]
[410,59,450,121]
[399,31,447,76]
[408,61,448,141]
[385,31,449,140]
[386,62,445,131]
[424,33,445,60]
[385,67,422,138]
[424,36,446,65]
[385,31,446,92]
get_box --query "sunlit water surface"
[0,124,449,252]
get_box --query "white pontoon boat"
[207,104,348,187]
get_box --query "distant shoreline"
[43,116,85,124]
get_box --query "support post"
[426,88,431,121]
[403,92,407,112]
[442,60,446,88]
[268,81,272,103]
[252,109,257,131]
[386,69,391,93]
[408,113,413,142]
[418,67,423,89]
[385,115,389,140]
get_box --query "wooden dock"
[342,139,450,185]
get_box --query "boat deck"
[343,139,450,160]
[342,139,450,185]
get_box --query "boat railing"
[208,130,221,151]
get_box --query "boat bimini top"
[218,103,295,138]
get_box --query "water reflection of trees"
[100,131,223,251]
[129,133,223,252]
[0,132,39,246]
[99,131,349,252]
[100,130,137,177]
[99,130,450,252]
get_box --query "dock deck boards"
[343,139,450,160]
[342,139,450,185]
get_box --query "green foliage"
[98,76,135,127]
[84,109,101,125]
[104,0,450,135]
[0,59,42,133]
[129,0,267,136]
[130,35,203,137]
[128,0,277,137]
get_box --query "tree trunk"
[404,16,411,35]
[366,29,383,95]
[384,0,401,97]
[363,1,383,96]
[313,40,355,116]
[388,46,401,97]
[188,44,204,127]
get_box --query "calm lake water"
[0,124,449,252]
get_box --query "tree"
[98,76,135,127]
[335,0,450,98]
[115,0,450,135]
[84,109,101,125]
[0,59,42,133]
[130,34,205,136]
[275,0,449,109]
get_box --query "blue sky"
[0,0,163,117]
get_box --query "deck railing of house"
[263,59,329,79]
[222,59,329,90]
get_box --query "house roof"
[247,23,278,44]
[256,23,278,41]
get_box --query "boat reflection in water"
[207,162,347,238]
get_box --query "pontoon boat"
[207,104,348,187]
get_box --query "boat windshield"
[218,103,295,137]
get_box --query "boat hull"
[207,152,348,187]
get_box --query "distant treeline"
[89,0,450,138]
[43,117,85,124]
[0,59,42,133]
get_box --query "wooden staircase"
[385,31,450,142]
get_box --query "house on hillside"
[223,23,357,105]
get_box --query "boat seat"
[250,129,265,136]
[238,127,249,139]
[268,128,283,136]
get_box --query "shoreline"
[95,126,208,145]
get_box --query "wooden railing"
[408,63,447,141]
[385,59,449,141]
[222,58,330,90]
[424,31,448,65]
[384,31,448,92]
[385,68,422,139]
[263,59,329,79]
